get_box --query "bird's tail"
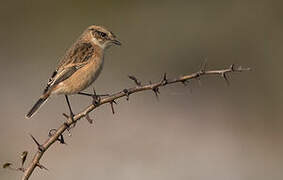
[26,93,50,119]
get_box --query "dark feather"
[26,94,49,118]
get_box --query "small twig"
[161,73,168,85]
[128,75,142,86]
[62,113,69,119]
[20,151,28,167]
[3,163,14,170]
[29,134,44,152]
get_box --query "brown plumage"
[26,25,121,119]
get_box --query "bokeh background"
[0,0,282,180]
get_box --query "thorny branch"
[5,64,250,180]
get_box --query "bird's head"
[86,25,121,49]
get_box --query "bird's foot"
[63,112,76,129]
[78,88,109,106]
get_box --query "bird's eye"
[98,31,107,38]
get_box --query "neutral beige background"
[0,0,282,180]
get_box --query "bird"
[26,25,121,119]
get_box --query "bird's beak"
[111,39,122,46]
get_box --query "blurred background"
[0,0,282,180]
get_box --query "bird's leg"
[78,88,109,106]
[65,95,75,123]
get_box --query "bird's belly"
[55,59,104,95]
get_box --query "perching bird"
[26,25,121,119]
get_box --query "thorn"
[86,113,95,125]
[152,86,160,100]
[92,87,97,96]
[48,128,67,144]
[128,75,142,86]
[113,100,117,104]
[200,58,207,73]
[62,113,69,119]
[123,89,130,100]
[163,73,167,80]
[62,113,76,129]
[58,134,66,144]
[20,151,28,167]
[3,163,20,171]
[29,134,44,152]
[110,100,117,114]
[17,167,25,172]
[230,64,235,71]
[37,163,48,171]
[222,72,230,86]
[3,163,13,169]
[161,73,168,85]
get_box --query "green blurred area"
[0,1,282,180]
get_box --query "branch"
[19,64,250,180]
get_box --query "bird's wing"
[43,42,95,93]
[58,42,95,68]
